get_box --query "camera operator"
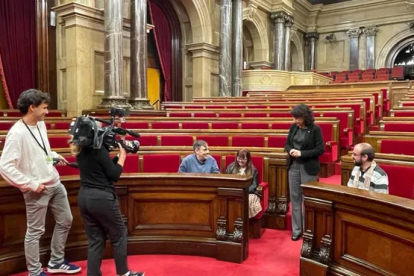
[72,139,144,276]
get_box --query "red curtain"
[0,0,36,108]
[149,2,172,102]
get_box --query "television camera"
[68,107,140,154]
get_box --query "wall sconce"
[325,33,335,42]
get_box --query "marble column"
[219,0,232,97]
[364,27,379,69]
[305,32,319,71]
[129,0,153,109]
[232,0,243,97]
[270,12,286,70]
[284,16,293,71]
[98,0,130,109]
[346,28,362,71]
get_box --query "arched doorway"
[291,41,300,71]
[243,24,254,68]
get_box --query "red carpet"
[12,230,302,276]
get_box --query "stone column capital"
[270,12,287,24]
[346,28,362,38]
[305,32,319,41]
[363,26,379,36]
[285,15,294,27]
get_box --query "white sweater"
[0,120,61,192]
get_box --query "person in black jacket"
[284,104,324,241]
[73,142,144,276]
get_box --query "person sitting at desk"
[225,149,262,218]
[178,140,220,173]
[347,143,389,194]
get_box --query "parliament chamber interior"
[1,0,414,275]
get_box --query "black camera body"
[69,108,140,154]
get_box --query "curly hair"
[17,89,50,115]
[290,104,315,126]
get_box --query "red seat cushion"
[54,122,71,130]
[182,122,209,129]
[384,123,414,132]
[241,123,269,129]
[161,135,193,146]
[143,154,180,173]
[380,140,414,155]
[136,135,158,146]
[121,122,149,129]
[268,136,287,147]
[123,155,139,173]
[196,135,228,147]
[232,136,265,147]
[0,122,14,130]
[152,122,179,129]
[211,122,239,129]
[49,136,70,148]
[381,164,414,199]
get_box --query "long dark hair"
[231,148,255,175]
[291,104,315,126]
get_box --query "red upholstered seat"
[0,122,15,130]
[193,113,217,118]
[152,122,180,129]
[381,164,414,199]
[205,106,225,109]
[226,105,244,109]
[49,136,70,148]
[241,123,269,129]
[384,123,414,132]
[54,122,72,130]
[271,123,293,130]
[318,123,338,162]
[269,113,291,117]
[196,135,228,146]
[142,154,180,173]
[123,155,139,173]
[136,135,158,146]
[391,66,404,80]
[268,136,287,147]
[232,136,265,147]
[211,122,239,129]
[168,112,192,117]
[314,112,353,147]
[244,113,267,117]
[218,113,242,118]
[55,156,79,176]
[182,122,209,129]
[161,135,193,146]
[392,111,414,117]
[121,122,149,129]
[380,140,414,155]
[211,155,222,170]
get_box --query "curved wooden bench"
[0,173,252,274]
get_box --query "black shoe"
[291,234,302,241]
[130,272,145,276]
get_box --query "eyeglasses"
[237,157,247,161]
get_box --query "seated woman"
[225,149,262,218]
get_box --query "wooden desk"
[300,182,414,276]
[0,173,252,274]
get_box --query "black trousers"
[78,186,129,276]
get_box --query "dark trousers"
[78,186,129,276]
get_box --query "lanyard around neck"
[21,119,48,156]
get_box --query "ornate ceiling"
[307,0,352,4]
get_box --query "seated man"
[347,143,389,194]
[179,140,220,173]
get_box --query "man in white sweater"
[0,89,81,276]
